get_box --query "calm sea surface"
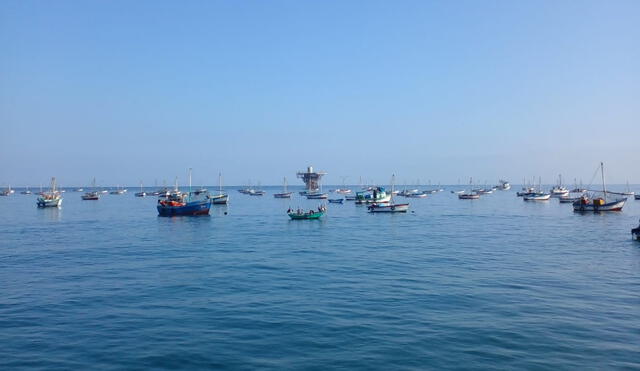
[1,186,639,370]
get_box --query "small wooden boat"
[288,207,325,220]
[328,198,344,204]
[274,177,292,198]
[406,192,427,198]
[632,221,640,241]
[572,163,626,212]
[209,173,229,204]
[110,185,126,195]
[249,190,265,196]
[523,193,551,201]
[82,191,100,200]
[306,193,328,199]
[135,181,147,197]
[355,187,391,204]
[37,177,62,208]
[459,178,480,199]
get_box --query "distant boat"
[37,177,62,208]
[110,185,126,195]
[632,220,640,241]
[345,194,357,201]
[621,181,635,196]
[306,192,328,199]
[524,193,551,201]
[573,163,626,212]
[82,178,100,200]
[0,185,14,196]
[459,178,480,200]
[209,173,229,204]
[498,180,511,190]
[406,192,427,198]
[368,175,409,213]
[20,187,32,195]
[328,198,344,204]
[550,175,569,197]
[74,188,84,192]
[287,206,326,220]
[451,190,465,194]
[273,177,292,199]
[135,181,147,197]
[355,187,391,204]
[635,194,640,200]
[558,195,580,203]
[249,190,265,196]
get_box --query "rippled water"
[1,186,639,369]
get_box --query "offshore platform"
[296,166,327,191]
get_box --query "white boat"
[110,185,126,195]
[621,181,635,196]
[210,173,229,204]
[306,192,328,199]
[37,177,62,208]
[550,175,569,197]
[135,181,147,197]
[20,187,32,195]
[498,180,511,190]
[355,187,391,204]
[459,178,480,200]
[368,175,409,213]
[406,192,427,198]
[572,162,626,212]
[558,195,580,203]
[524,193,551,201]
[82,178,100,200]
[274,177,292,199]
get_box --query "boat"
[82,178,100,200]
[621,181,635,196]
[406,192,427,198]
[37,177,63,208]
[306,192,328,199]
[335,188,352,194]
[273,177,292,198]
[110,185,126,195]
[635,194,640,200]
[328,198,344,204]
[632,220,640,241]
[249,190,265,196]
[209,173,229,204]
[550,175,570,197]
[0,185,14,196]
[355,186,391,204]
[157,169,211,216]
[74,188,84,192]
[368,175,409,213]
[523,193,551,201]
[498,180,511,190]
[451,190,465,194]
[20,187,32,195]
[345,194,357,201]
[558,195,580,203]
[458,178,480,200]
[572,162,626,212]
[517,187,536,197]
[287,205,326,220]
[135,181,147,197]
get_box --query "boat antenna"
[601,162,606,203]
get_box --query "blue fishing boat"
[328,198,344,204]
[157,169,211,216]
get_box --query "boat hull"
[273,193,292,198]
[573,198,626,212]
[368,203,409,213]
[157,200,210,216]
[288,211,324,220]
[37,198,62,208]
[328,199,344,204]
[524,194,551,201]
[458,194,480,199]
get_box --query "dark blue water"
[1,187,639,369]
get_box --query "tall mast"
[391,174,395,203]
[283,177,287,192]
[188,168,192,194]
[601,162,606,202]
[219,172,222,192]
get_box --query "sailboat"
[459,178,480,199]
[37,177,63,207]
[306,180,328,199]
[20,187,32,195]
[110,185,126,195]
[550,174,569,197]
[368,175,409,213]
[0,185,14,196]
[82,178,100,200]
[209,173,229,204]
[573,163,626,212]
[523,177,551,201]
[135,181,147,197]
[274,177,292,198]
[621,181,635,196]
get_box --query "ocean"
[1,186,639,369]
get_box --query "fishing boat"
[632,220,640,241]
[157,169,211,216]
[135,181,147,197]
[82,178,100,200]
[20,187,32,195]
[110,185,126,195]
[621,181,635,196]
[517,187,536,197]
[572,163,626,212]
[287,206,326,220]
[37,177,63,208]
[368,175,409,213]
[74,187,84,192]
[523,193,551,201]
[558,195,580,203]
[249,190,265,196]
[635,194,640,200]
[355,186,391,204]
[273,177,292,198]
[0,185,14,196]
[498,180,511,190]
[209,173,229,204]
[406,192,427,198]
[458,178,480,199]
[345,194,357,201]
[451,190,465,194]
[306,192,328,199]
[550,175,569,197]
[328,198,344,204]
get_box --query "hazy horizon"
[2,1,638,186]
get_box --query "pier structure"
[296,166,327,191]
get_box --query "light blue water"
[1,187,639,369]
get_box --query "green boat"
[287,207,325,220]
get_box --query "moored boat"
[209,173,229,204]
[459,178,480,200]
[524,193,551,201]
[135,181,147,197]
[274,177,292,198]
[632,220,640,241]
[157,169,211,216]
[37,177,62,208]
[368,175,409,213]
[572,162,626,213]
[355,186,391,204]
[328,198,344,204]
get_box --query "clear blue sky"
[1,0,638,187]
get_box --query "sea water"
[1,187,639,369]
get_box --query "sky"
[1,0,638,187]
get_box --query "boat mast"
[283,177,288,192]
[391,174,395,203]
[188,168,192,194]
[219,172,223,193]
[601,162,606,202]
